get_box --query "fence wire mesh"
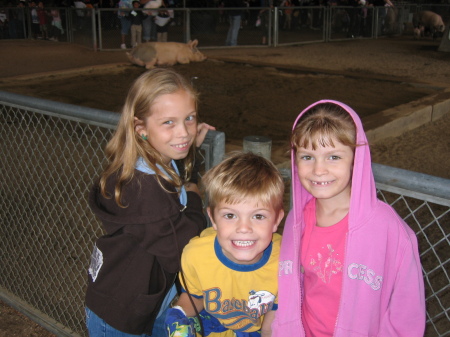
[376,190,450,336]
[0,106,113,335]
[1,94,449,336]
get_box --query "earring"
[141,134,148,141]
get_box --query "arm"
[379,231,425,336]
[165,242,205,337]
[174,292,204,317]
[184,182,200,196]
[261,310,276,337]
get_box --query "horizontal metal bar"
[373,163,450,207]
[0,90,119,129]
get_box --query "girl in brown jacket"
[86,68,214,336]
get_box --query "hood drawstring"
[169,212,205,337]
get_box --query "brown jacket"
[86,169,206,334]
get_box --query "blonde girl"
[86,68,214,337]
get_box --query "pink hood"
[272,100,425,336]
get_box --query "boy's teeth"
[233,240,255,247]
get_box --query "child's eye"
[253,214,266,220]
[300,155,312,161]
[330,155,341,160]
[163,120,173,125]
[186,115,196,122]
[223,213,236,220]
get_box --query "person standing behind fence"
[16,1,26,38]
[280,0,293,30]
[73,0,87,30]
[258,0,272,45]
[49,9,64,41]
[154,2,173,42]
[141,0,160,42]
[129,0,146,47]
[271,99,426,336]
[85,68,215,337]
[37,1,49,40]
[224,0,245,46]
[118,0,132,48]
[367,0,393,35]
[30,1,40,38]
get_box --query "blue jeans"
[86,307,167,337]
[142,15,157,41]
[120,16,131,35]
[225,15,241,46]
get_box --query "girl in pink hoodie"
[271,100,425,336]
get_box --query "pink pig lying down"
[126,39,207,69]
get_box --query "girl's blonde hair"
[100,68,199,207]
[291,102,358,152]
[201,152,285,217]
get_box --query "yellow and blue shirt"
[180,227,281,336]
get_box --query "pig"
[412,10,445,39]
[126,40,207,69]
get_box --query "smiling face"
[208,198,284,265]
[135,90,197,164]
[295,137,354,208]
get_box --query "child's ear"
[207,207,217,230]
[134,117,145,135]
[273,209,285,233]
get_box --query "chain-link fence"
[0,89,449,336]
[1,3,449,49]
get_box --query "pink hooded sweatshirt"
[271,100,426,336]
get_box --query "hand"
[195,123,216,148]
[165,307,196,337]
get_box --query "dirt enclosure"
[1,41,450,179]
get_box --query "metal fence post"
[273,6,279,47]
[97,8,102,50]
[91,7,97,51]
[185,8,191,43]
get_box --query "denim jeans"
[120,16,131,35]
[142,15,157,41]
[225,15,241,46]
[86,307,167,337]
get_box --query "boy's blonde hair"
[291,102,358,152]
[201,152,285,217]
[100,68,199,207]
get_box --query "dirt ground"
[0,35,449,335]
[0,300,56,337]
[1,37,450,179]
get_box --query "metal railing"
[0,90,449,336]
[1,4,449,49]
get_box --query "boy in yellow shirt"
[165,151,285,337]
